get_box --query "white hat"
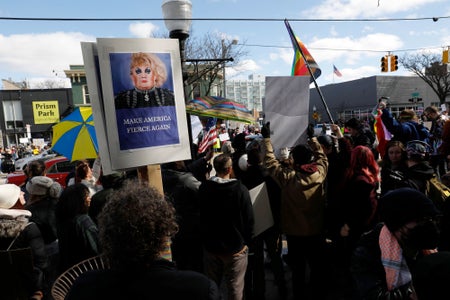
[0,184,21,209]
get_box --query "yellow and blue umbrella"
[52,106,98,162]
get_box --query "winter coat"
[25,196,58,244]
[162,168,202,242]
[337,173,379,245]
[66,259,220,300]
[351,223,417,299]
[263,137,328,236]
[380,108,430,145]
[199,177,254,255]
[57,214,99,272]
[0,209,47,293]
[404,161,435,194]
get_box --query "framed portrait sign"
[91,38,190,171]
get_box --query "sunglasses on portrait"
[134,67,151,75]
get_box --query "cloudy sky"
[0,0,449,88]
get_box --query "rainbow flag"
[373,107,392,158]
[285,20,321,81]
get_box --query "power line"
[242,43,445,53]
[0,16,448,22]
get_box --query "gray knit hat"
[26,176,62,198]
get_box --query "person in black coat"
[0,184,47,300]
[199,154,254,299]
[66,180,219,300]
[351,188,441,299]
[161,151,213,273]
[240,148,287,299]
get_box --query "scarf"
[379,225,412,290]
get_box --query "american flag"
[333,65,343,77]
[198,117,217,153]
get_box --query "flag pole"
[284,19,334,124]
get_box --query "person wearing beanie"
[351,187,440,299]
[403,140,435,194]
[344,118,375,149]
[25,175,62,294]
[0,184,47,300]
[261,122,330,299]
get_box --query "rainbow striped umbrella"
[52,106,98,162]
[186,96,254,124]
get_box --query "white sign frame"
[91,38,190,171]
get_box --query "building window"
[3,101,23,129]
[83,85,91,104]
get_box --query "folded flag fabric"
[284,20,321,82]
[373,107,391,158]
[333,65,343,77]
[198,117,217,154]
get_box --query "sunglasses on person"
[134,67,151,75]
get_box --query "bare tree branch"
[400,53,450,104]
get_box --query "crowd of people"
[0,144,52,174]
[1,102,450,300]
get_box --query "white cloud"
[302,0,444,18]
[310,33,403,63]
[0,32,95,80]
[128,22,159,38]
[272,32,403,69]
[226,59,261,78]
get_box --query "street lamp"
[162,0,192,99]
[162,0,194,157]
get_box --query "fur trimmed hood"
[0,209,31,238]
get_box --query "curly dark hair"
[98,180,178,270]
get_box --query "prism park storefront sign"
[32,101,60,124]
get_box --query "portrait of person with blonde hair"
[114,52,175,109]
[110,51,180,150]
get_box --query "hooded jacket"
[380,108,430,145]
[199,177,254,255]
[0,209,47,293]
[404,161,435,194]
[263,137,328,236]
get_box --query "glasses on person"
[134,67,151,75]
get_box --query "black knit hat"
[317,134,334,148]
[379,187,440,232]
[291,144,313,166]
[345,118,362,130]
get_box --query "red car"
[6,156,77,188]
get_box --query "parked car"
[14,148,58,171]
[6,156,77,188]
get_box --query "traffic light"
[443,49,449,64]
[381,56,388,72]
[390,55,398,72]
